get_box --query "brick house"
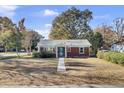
[37,39,91,58]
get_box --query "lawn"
[0,57,124,87]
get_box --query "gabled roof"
[37,39,91,47]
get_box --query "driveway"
[0,52,27,58]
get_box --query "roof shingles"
[37,39,91,47]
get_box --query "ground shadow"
[1,63,57,75]
[66,68,81,71]
[66,62,95,67]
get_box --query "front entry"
[58,47,65,58]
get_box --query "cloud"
[45,24,52,28]
[43,9,59,16]
[94,14,110,19]
[35,23,52,39]
[35,28,51,39]
[0,5,18,18]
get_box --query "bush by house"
[97,51,124,65]
[32,51,56,58]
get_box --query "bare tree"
[21,31,32,54]
[113,18,124,42]
[18,18,25,32]
[94,24,118,49]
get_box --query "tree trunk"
[16,46,20,58]
[4,43,7,53]
[26,47,29,54]
[29,46,31,55]
[5,47,7,53]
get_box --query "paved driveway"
[0,52,27,58]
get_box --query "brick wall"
[67,47,89,58]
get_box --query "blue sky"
[0,5,124,38]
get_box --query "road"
[0,52,28,58]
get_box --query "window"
[47,48,54,53]
[79,47,84,54]
[67,47,71,52]
[50,48,55,53]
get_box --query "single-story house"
[37,39,91,58]
[111,43,124,53]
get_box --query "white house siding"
[111,44,124,53]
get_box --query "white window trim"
[50,48,54,53]
[79,47,84,54]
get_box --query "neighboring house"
[37,39,91,58]
[111,43,124,53]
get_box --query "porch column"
[65,46,67,58]
[38,46,40,52]
[56,47,58,58]
[89,47,90,57]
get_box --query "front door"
[58,47,65,58]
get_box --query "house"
[37,39,91,58]
[111,42,124,53]
[111,36,124,53]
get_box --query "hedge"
[97,51,124,64]
[32,51,56,58]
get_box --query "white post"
[56,47,58,58]
[38,46,40,52]
[65,46,67,58]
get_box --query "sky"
[0,5,124,39]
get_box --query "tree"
[22,30,43,54]
[0,17,16,52]
[113,18,124,42]
[31,31,43,50]
[0,17,14,30]
[22,31,33,54]
[94,24,117,49]
[88,32,103,55]
[0,17,23,57]
[18,18,25,32]
[0,30,15,52]
[13,25,22,57]
[49,7,92,39]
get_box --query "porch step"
[57,58,66,72]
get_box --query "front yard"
[0,56,124,87]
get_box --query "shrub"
[115,53,124,64]
[32,51,41,58]
[41,51,56,58]
[32,51,55,58]
[96,51,104,59]
[97,51,124,65]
